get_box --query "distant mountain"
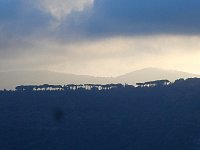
[0,68,199,89]
[0,70,113,90]
[116,68,200,84]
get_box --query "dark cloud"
[0,0,51,37]
[0,0,53,56]
[67,0,200,37]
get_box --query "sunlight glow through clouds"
[1,34,200,76]
[39,35,200,76]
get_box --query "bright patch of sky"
[37,0,94,20]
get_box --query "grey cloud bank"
[61,0,200,37]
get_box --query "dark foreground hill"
[1,78,200,150]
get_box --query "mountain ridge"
[0,68,199,89]
[116,68,200,84]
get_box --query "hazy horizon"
[0,67,200,78]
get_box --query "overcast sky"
[1,0,200,76]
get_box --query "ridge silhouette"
[1,78,200,150]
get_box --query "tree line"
[13,78,200,92]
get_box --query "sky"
[1,0,200,77]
